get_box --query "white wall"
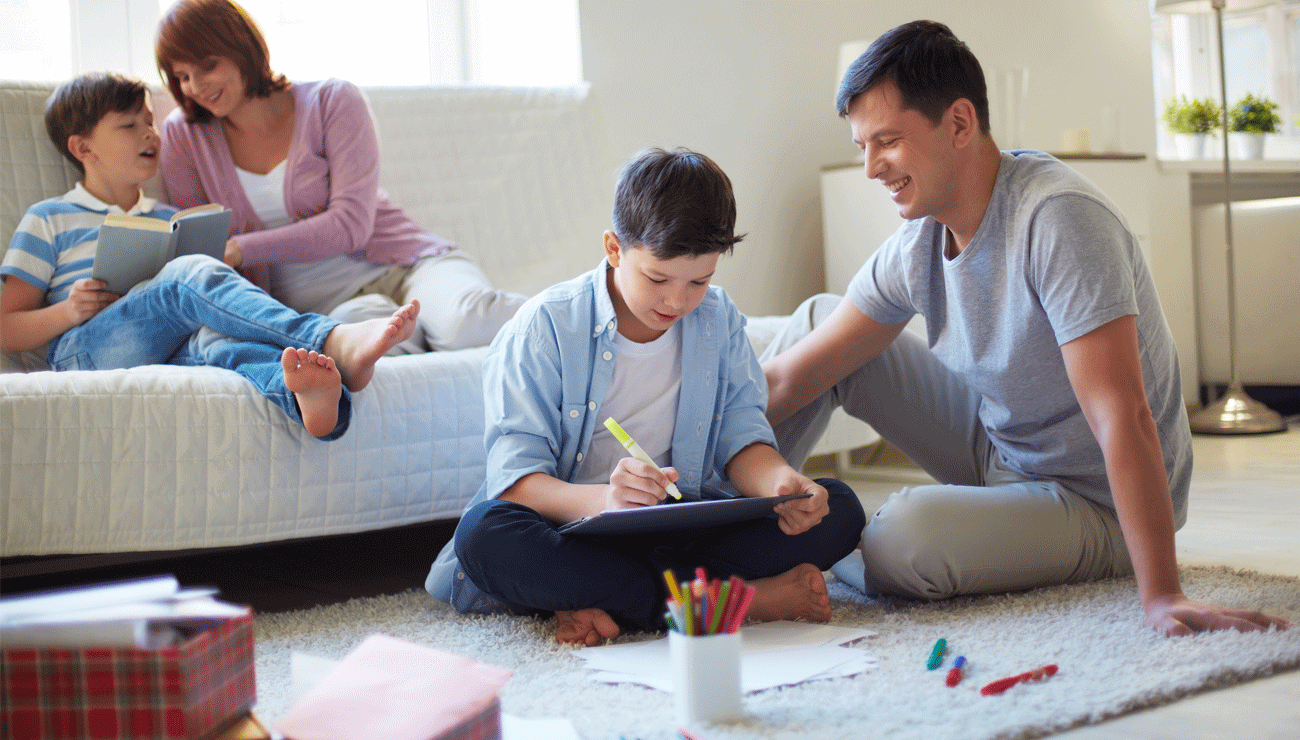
[580,0,1199,398]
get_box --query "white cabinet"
[807,163,906,467]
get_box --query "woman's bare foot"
[323,300,420,392]
[555,608,621,646]
[282,348,342,437]
[747,563,832,623]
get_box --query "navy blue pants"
[453,479,866,631]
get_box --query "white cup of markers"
[665,568,753,724]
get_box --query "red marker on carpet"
[945,655,967,687]
[980,664,1058,696]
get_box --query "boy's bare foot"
[323,300,420,392]
[748,563,832,624]
[555,608,621,646]
[282,348,342,438]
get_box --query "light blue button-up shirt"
[426,258,776,609]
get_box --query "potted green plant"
[1227,92,1281,159]
[1162,96,1220,159]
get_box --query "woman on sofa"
[154,0,527,353]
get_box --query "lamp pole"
[1187,0,1285,434]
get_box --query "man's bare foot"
[555,607,621,646]
[323,300,420,392]
[747,563,831,624]
[282,347,342,437]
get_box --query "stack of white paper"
[0,575,249,649]
[574,621,878,693]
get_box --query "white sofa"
[1,80,873,568]
[0,80,615,562]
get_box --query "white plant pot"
[1173,132,1210,159]
[1229,132,1266,159]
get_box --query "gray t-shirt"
[847,151,1191,523]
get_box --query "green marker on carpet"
[927,637,948,670]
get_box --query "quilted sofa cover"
[0,80,608,556]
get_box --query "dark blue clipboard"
[556,492,812,536]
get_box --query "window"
[1152,0,1300,156]
[1,1,73,81]
[0,0,581,87]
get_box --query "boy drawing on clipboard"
[427,148,865,645]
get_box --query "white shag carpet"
[252,565,1300,740]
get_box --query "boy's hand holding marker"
[606,456,679,509]
[604,417,682,510]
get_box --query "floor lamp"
[1155,0,1286,434]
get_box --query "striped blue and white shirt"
[1,184,173,304]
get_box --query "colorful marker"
[980,664,1058,696]
[709,580,730,635]
[946,655,967,687]
[604,417,682,499]
[663,569,683,604]
[926,638,947,670]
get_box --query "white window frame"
[10,0,580,87]
[1152,0,1300,155]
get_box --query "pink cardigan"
[161,78,455,291]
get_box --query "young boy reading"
[427,147,866,645]
[0,72,418,440]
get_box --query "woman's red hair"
[155,0,289,123]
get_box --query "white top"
[237,162,388,315]
[573,322,683,486]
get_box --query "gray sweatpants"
[760,294,1134,600]
[330,250,528,354]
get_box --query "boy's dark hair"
[611,147,745,260]
[45,72,149,175]
[835,20,990,135]
[155,0,289,124]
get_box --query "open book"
[93,203,233,294]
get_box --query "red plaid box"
[2,612,256,740]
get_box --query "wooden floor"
[3,422,1296,739]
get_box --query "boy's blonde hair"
[45,72,149,176]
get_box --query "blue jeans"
[49,255,350,440]
[453,479,866,631]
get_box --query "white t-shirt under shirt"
[236,162,388,315]
[572,322,683,486]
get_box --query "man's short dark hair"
[835,20,989,135]
[611,147,745,260]
[45,72,149,175]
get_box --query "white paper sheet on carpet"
[574,621,878,692]
[501,714,580,740]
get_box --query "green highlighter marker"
[603,417,682,500]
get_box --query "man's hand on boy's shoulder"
[63,278,118,325]
[605,457,677,510]
[770,470,830,536]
